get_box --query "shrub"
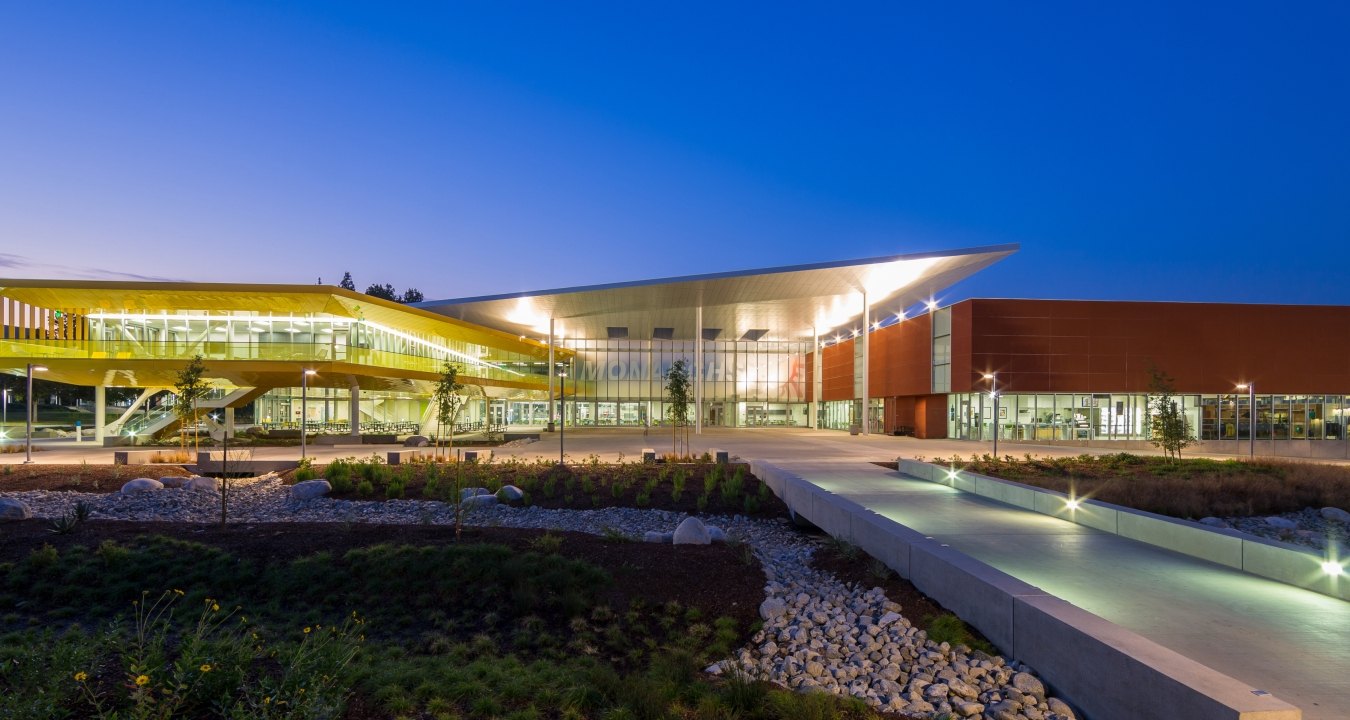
[357,480,375,497]
[670,469,687,502]
[528,533,564,554]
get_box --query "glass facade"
[558,338,810,427]
[948,392,1350,442]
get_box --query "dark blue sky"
[2,2,1347,303]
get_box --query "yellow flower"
[134,674,150,686]
[263,696,271,705]
[199,664,212,673]
[173,589,184,596]
[211,603,220,612]
[74,671,88,682]
[303,626,312,634]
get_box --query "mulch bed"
[0,464,191,493]
[0,520,764,629]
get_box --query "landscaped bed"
[0,463,192,493]
[0,520,909,720]
[906,453,1350,519]
[288,456,792,518]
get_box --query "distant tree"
[173,354,210,454]
[339,272,356,291]
[400,288,424,304]
[364,283,398,301]
[665,359,692,457]
[1147,366,1195,461]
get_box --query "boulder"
[643,531,673,543]
[1011,671,1045,699]
[0,498,33,520]
[1198,516,1230,528]
[460,487,493,501]
[759,597,787,620]
[672,516,712,545]
[461,494,498,508]
[120,478,164,494]
[1264,516,1298,530]
[158,476,189,489]
[290,479,332,500]
[707,525,727,542]
[1046,697,1077,720]
[496,485,524,501]
[404,435,429,447]
[954,700,985,717]
[185,476,219,492]
[1321,506,1350,524]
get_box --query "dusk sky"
[2,2,1347,304]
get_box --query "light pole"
[982,373,998,458]
[300,369,317,461]
[25,363,48,464]
[1236,383,1255,459]
[557,367,567,465]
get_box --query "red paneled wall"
[959,299,1350,394]
[820,341,854,401]
[869,312,933,397]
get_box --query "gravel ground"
[1210,507,1350,553]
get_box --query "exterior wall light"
[1065,498,1081,511]
[1323,561,1344,577]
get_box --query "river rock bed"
[3,475,1075,719]
[1215,507,1350,552]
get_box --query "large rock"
[1321,506,1350,524]
[672,516,712,545]
[185,476,219,492]
[461,494,498,508]
[121,478,164,494]
[404,435,429,447]
[290,479,332,500]
[643,531,672,544]
[1198,516,1230,528]
[1046,697,1077,719]
[707,525,727,542]
[759,597,787,620]
[1264,516,1297,530]
[497,485,524,501]
[0,498,32,520]
[158,476,189,489]
[460,487,493,501]
[1011,671,1045,699]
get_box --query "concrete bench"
[708,448,730,463]
[113,450,166,465]
[462,450,481,463]
[387,449,430,465]
[641,448,656,464]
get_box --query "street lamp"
[25,363,48,464]
[1236,383,1255,459]
[300,369,317,461]
[983,373,998,458]
[557,367,567,465]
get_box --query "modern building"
[5,243,1350,457]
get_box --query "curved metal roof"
[418,244,1017,341]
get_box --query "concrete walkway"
[770,457,1349,720]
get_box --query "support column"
[547,318,556,432]
[862,291,870,435]
[810,328,820,429]
[695,306,703,435]
[349,382,361,437]
[94,385,106,444]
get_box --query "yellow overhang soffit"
[0,279,565,360]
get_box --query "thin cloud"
[0,253,186,282]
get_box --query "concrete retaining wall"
[898,459,1349,602]
[750,459,1302,720]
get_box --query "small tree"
[431,361,466,462]
[173,354,209,455]
[1147,366,1195,461]
[665,359,692,457]
[338,271,356,291]
[400,288,424,304]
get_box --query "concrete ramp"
[751,458,1309,720]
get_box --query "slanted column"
[94,385,106,444]
[224,407,236,437]
[349,382,361,437]
[695,306,703,435]
[548,318,556,432]
[861,291,870,435]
